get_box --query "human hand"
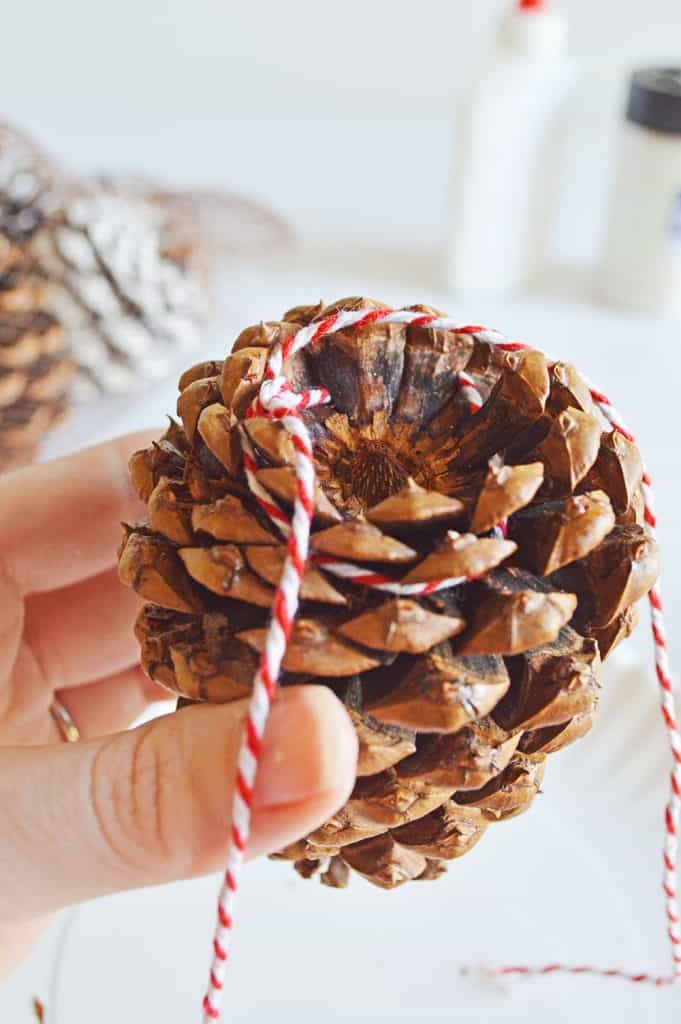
[0,433,357,978]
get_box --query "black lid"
[627,68,681,134]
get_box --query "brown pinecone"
[0,127,73,471]
[119,296,658,890]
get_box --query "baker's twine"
[201,308,680,1021]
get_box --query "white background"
[5,0,681,115]
[2,0,680,265]
[3,2,681,1022]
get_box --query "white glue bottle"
[445,0,576,296]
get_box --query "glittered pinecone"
[0,126,72,470]
[32,182,210,397]
[119,296,658,890]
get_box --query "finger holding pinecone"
[118,296,659,890]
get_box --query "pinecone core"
[336,439,411,508]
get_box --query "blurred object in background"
[101,176,293,261]
[0,123,61,240]
[0,119,292,462]
[2,1,679,277]
[601,68,681,317]
[0,124,73,472]
[445,0,576,296]
[43,174,292,398]
[34,181,210,399]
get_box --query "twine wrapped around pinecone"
[119,296,658,890]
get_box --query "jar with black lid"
[601,68,681,317]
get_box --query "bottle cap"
[499,6,567,58]
[627,68,681,135]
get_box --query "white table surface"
[2,245,681,1022]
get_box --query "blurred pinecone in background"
[119,296,658,890]
[0,120,291,466]
[99,175,292,262]
[0,125,73,471]
[33,183,210,397]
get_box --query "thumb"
[0,687,357,920]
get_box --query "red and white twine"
[201,307,680,1021]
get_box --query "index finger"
[0,430,158,594]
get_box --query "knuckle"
[90,722,191,882]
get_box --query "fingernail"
[255,686,358,808]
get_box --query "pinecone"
[119,296,658,890]
[0,126,72,470]
[32,182,210,397]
